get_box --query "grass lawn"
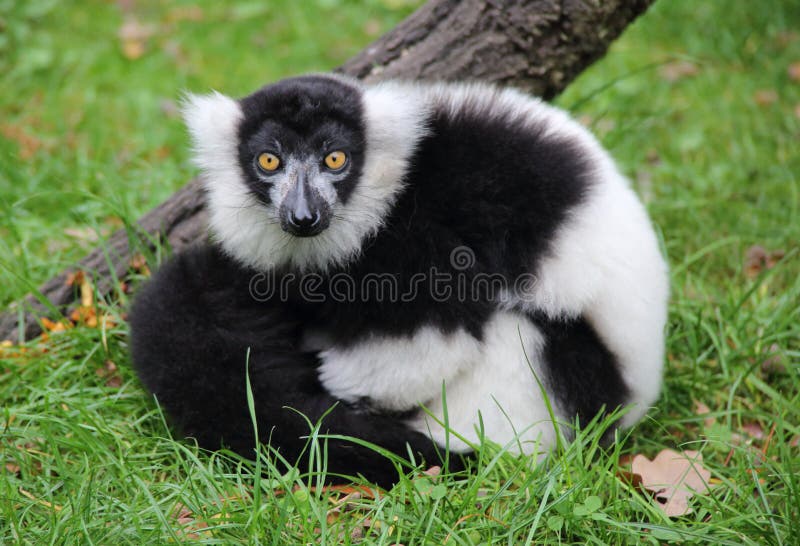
[1,0,799,543]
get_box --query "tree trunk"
[0,0,655,342]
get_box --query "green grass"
[2,0,799,543]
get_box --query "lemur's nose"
[289,209,320,229]
[281,170,328,237]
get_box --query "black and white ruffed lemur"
[129,74,669,486]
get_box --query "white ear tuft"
[180,91,243,170]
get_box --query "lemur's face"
[236,77,366,238]
[183,75,424,271]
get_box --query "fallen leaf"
[40,317,70,333]
[744,245,785,279]
[159,98,180,118]
[130,253,151,277]
[760,343,785,375]
[693,400,715,428]
[97,360,123,388]
[326,506,342,525]
[626,449,712,517]
[753,89,778,106]
[788,62,800,82]
[745,245,767,278]
[65,270,84,287]
[777,31,799,47]
[659,60,699,82]
[166,5,204,23]
[363,18,382,37]
[740,422,765,440]
[5,462,21,475]
[172,503,211,540]
[70,305,97,327]
[118,18,154,60]
[79,274,93,308]
[1,124,43,160]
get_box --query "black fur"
[130,76,631,485]
[278,86,595,344]
[530,312,630,428]
[130,245,456,486]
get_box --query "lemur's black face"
[236,76,366,237]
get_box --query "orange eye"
[257,152,281,172]
[324,151,347,171]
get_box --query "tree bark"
[0,0,655,342]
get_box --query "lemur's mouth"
[279,205,330,237]
[281,218,327,238]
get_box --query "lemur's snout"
[280,169,330,237]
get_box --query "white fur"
[502,116,670,426]
[317,311,560,455]
[318,324,481,412]
[407,311,560,455]
[405,81,668,425]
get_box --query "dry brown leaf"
[627,449,712,517]
[313,484,378,499]
[130,253,152,277]
[744,245,785,279]
[326,507,342,525]
[423,465,442,479]
[753,89,779,106]
[761,343,785,375]
[693,400,715,428]
[41,317,70,333]
[766,249,785,268]
[166,5,204,23]
[660,60,699,82]
[79,274,94,308]
[96,360,114,378]
[70,305,97,327]
[1,124,43,160]
[745,245,768,278]
[172,503,211,540]
[159,98,180,118]
[97,360,123,388]
[788,62,800,82]
[363,18,382,37]
[740,422,765,440]
[777,31,799,47]
[5,462,21,475]
[65,270,84,287]
[118,18,154,60]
